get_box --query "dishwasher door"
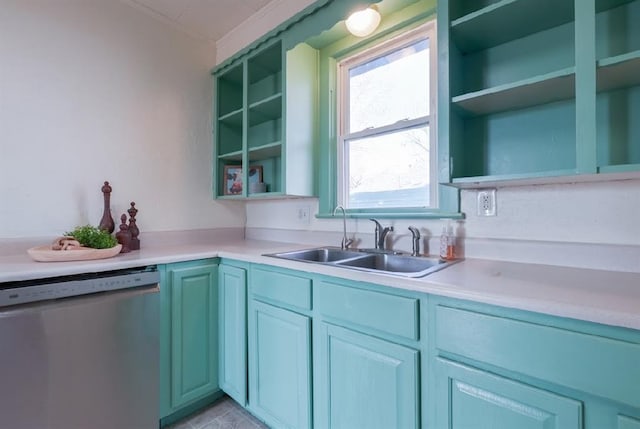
[0,284,159,429]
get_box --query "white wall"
[0,0,245,238]
[245,179,640,272]
[246,178,640,245]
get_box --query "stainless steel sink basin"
[267,247,365,263]
[335,253,447,277]
[264,247,460,278]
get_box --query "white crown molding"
[216,0,315,64]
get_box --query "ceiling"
[121,0,275,42]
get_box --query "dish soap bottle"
[439,221,455,260]
[446,221,456,260]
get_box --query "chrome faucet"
[408,226,421,256]
[333,205,354,250]
[370,219,393,250]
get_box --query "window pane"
[349,39,429,133]
[346,126,430,209]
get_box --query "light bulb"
[345,5,381,37]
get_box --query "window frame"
[336,22,438,211]
[314,9,462,219]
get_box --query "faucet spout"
[379,226,394,249]
[333,205,353,250]
[408,226,421,256]
[370,218,393,250]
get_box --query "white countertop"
[1,237,639,331]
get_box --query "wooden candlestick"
[128,202,140,250]
[98,181,115,233]
[115,214,131,253]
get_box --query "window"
[337,22,437,211]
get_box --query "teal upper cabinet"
[214,39,317,199]
[160,260,220,420]
[439,0,640,187]
[595,0,640,173]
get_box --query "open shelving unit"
[213,39,317,199]
[452,67,576,116]
[595,0,640,173]
[440,0,640,187]
[443,0,577,184]
[450,0,575,53]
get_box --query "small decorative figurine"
[128,202,140,250]
[99,181,115,234]
[115,214,131,253]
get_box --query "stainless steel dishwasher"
[0,265,160,429]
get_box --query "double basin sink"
[265,247,460,278]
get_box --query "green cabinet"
[217,260,640,429]
[160,260,220,421]
[619,416,640,429]
[313,278,421,429]
[429,298,640,429]
[315,323,419,429]
[248,300,312,429]
[439,0,640,187]
[435,358,583,429]
[248,266,313,429]
[218,262,248,406]
[213,39,317,199]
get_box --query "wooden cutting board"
[27,244,122,262]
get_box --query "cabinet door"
[170,263,219,409]
[315,323,419,429]
[435,358,583,429]
[218,264,247,406]
[249,300,311,429]
[619,415,640,429]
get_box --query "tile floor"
[167,396,268,429]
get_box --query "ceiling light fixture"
[345,5,381,37]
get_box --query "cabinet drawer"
[436,305,640,408]
[435,358,582,429]
[315,280,419,341]
[250,267,311,311]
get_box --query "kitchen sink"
[264,247,460,278]
[335,253,447,277]
[268,247,365,263]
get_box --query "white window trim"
[336,20,438,211]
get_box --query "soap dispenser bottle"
[440,221,456,260]
[439,223,448,260]
[446,221,456,260]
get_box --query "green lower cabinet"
[218,263,247,406]
[315,323,420,429]
[160,260,220,422]
[435,358,583,429]
[619,415,640,429]
[248,300,312,429]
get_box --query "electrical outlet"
[477,189,497,216]
[297,206,310,224]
